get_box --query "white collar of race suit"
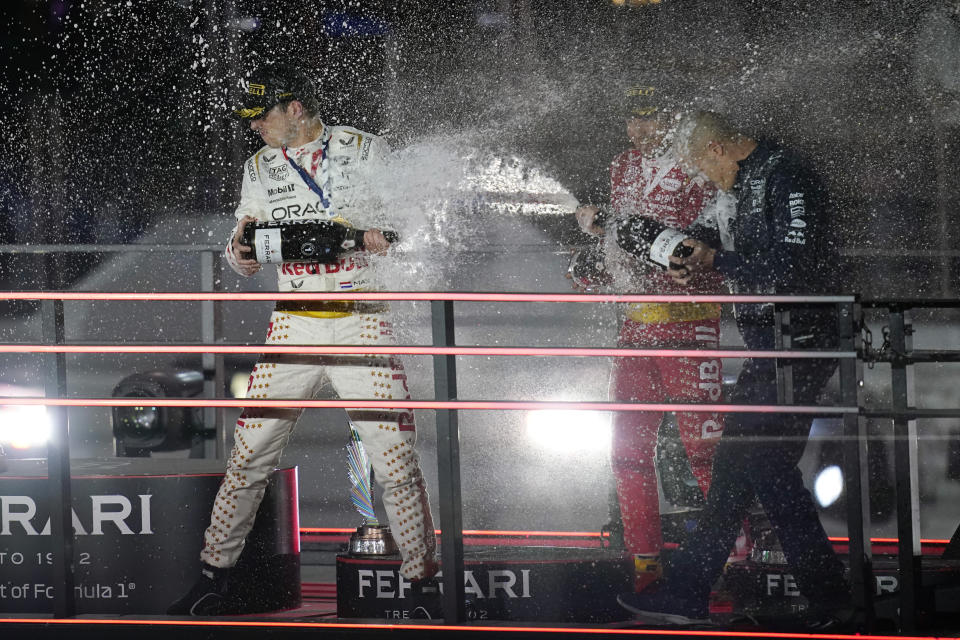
[642,151,678,198]
[282,123,328,158]
[650,148,679,171]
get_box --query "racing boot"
[633,553,662,593]
[167,563,236,616]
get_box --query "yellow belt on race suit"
[275,299,390,319]
[625,302,722,324]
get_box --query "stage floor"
[3,532,960,638]
[4,558,959,640]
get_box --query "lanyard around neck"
[281,140,331,210]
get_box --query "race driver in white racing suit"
[169,63,437,616]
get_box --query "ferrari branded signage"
[337,548,634,623]
[723,556,960,621]
[0,460,299,614]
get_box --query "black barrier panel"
[337,547,633,623]
[0,459,299,614]
[723,556,960,628]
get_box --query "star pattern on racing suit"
[204,125,437,581]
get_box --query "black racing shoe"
[167,563,235,616]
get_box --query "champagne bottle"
[615,215,693,270]
[241,220,399,264]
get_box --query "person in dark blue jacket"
[616,110,852,630]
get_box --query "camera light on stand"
[111,369,205,457]
[526,410,611,455]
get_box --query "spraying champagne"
[241,220,399,264]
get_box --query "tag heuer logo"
[248,83,266,96]
[268,165,289,181]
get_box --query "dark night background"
[2,1,960,592]
[1,0,959,297]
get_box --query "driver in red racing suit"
[573,86,729,569]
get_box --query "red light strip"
[299,527,607,537]
[828,536,950,545]
[0,617,929,639]
[300,528,950,546]
[0,343,854,359]
[449,529,607,538]
[0,397,855,414]
[0,291,854,304]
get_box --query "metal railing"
[858,299,960,631]
[0,243,958,632]
[0,287,864,625]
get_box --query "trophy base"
[348,523,400,556]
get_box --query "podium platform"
[723,553,960,625]
[336,546,634,623]
[0,458,300,615]
[333,536,960,628]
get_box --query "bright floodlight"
[0,404,52,450]
[526,410,612,455]
[814,464,844,507]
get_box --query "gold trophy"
[345,425,399,556]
